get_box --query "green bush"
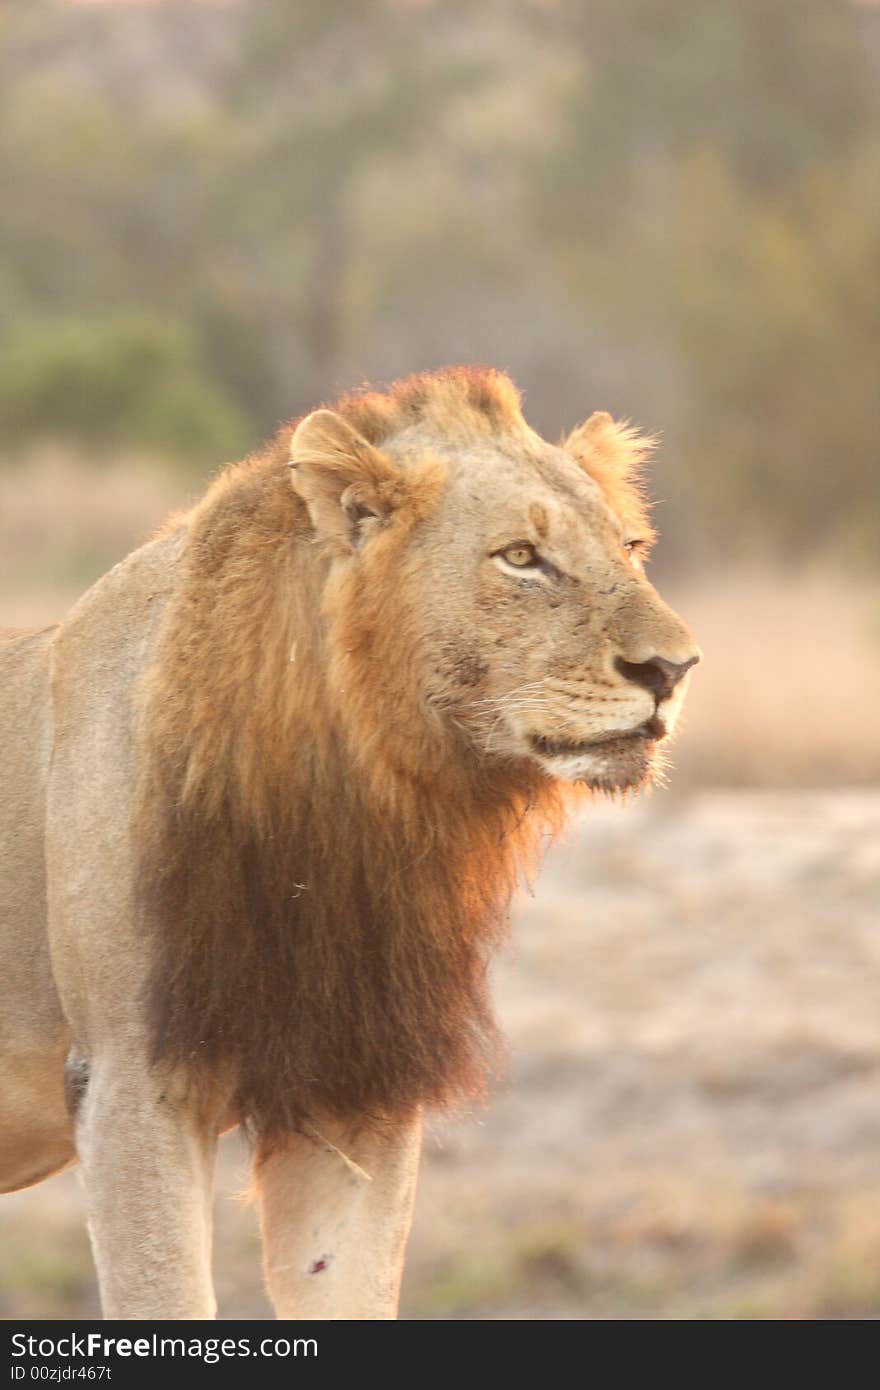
[0,312,253,466]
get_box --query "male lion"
[0,367,698,1319]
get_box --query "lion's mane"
[135,369,570,1141]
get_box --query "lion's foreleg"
[75,1053,219,1319]
[254,1114,423,1320]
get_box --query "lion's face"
[290,394,699,794]
[400,438,698,793]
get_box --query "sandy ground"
[3,788,880,1320]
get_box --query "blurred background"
[2,0,880,1320]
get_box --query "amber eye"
[502,543,539,568]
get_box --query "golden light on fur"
[132,366,695,1143]
[564,410,658,546]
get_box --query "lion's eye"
[501,543,540,568]
[624,538,649,565]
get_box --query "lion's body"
[0,533,180,1197]
[0,368,698,1318]
[0,626,70,1190]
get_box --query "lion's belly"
[0,1043,75,1192]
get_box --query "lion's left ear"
[289,409,404,551]
[564,410,654,481]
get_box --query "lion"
[0,366,698,1319]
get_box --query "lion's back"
[0,624,62,1044]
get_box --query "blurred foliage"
[0,0,878,559]
[0,312,249,463]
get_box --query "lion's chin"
[531,730,659,793]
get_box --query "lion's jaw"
[524,725,660,789]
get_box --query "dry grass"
[666,567,880,788]
[0,449,192,630]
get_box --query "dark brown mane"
[135,369,565,1142]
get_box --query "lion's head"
[290,367,698,796]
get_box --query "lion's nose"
[615,653,699,702]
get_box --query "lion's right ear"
[289,410,403,551]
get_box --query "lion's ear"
[565,410,614,457]
[564,410,654,481]
[289,409,403,550]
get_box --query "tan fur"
[0,365,698,1318]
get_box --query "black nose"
[615,653,699,702]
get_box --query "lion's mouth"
[529,716,666,761]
